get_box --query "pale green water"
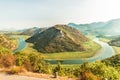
[45,38,115,64]
[14,38,115,64]
[13,38,28,53]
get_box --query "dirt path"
[0,72,76,80]
[0,72,46,80]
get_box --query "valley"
[1,20,120,80]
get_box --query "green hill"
[108,36,120,47]
[103,54,120,67]
[26,25,89,53]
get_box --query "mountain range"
[68,18,120,36]
[19,27,46,36]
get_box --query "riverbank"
[45,38,115,64]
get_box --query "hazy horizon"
[0,0,120,30]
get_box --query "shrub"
[80,71,101,80]
[9,66,24,74]
[79,61,120,80]
[0,54,16,67]
[15,51,51,73]
[53,62,65,76]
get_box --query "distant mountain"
[26,25,88,53]
[108,36,120,47]
[68,18,120,36]
[19,27,46,36]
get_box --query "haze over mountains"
[19,27,46,36]
[68,18,120,36]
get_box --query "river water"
[14,38,115,64]
[13,38,28,53]
[45,38,115,64]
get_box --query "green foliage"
[15,51,28,66]
[79,61,120,80]
[102,54,120,72]
[0,46,13,55]
[80,71,100,80]
[26,25,89,53]
[15,51,51,74]
[43,40,101,60]
[53,62,65,76]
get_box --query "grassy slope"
[20,40,101,60]
[43,40,101,60]
[112,46,120,55]
[13,34,101,60]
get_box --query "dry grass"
[18,72,76,80]
[0,67,76,80]
[112,46,120,54]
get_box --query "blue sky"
[0,0,120,30]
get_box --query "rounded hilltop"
[26,25,89,53]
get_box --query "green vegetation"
[108,36,120,47]
[1,27,120,80]
[8,34,30,39]
[112,46,120,54]
[50,60,120,79]
[0,34,120,79]
[99,38,110,43]
[0,34,16,50]
[26,25,89,53]
[44,40,101,59]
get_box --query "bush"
[9,66,24,74]
[15,51,51,73]
[0,54,16,67]
[79,61,120,80]
[80,71,101,80]
[53,62,66,76]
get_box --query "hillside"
[68,18,120,36]
[26,25,89,53]
[19,27,46,36]
[0,34,16,51]
[108,36,120,47]
[103,54,120,67]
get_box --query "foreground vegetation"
[0,34,120,80]
[0,50,120,80]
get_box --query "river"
[13,38,28,53]
[45,38,115,64]
[14,38,115,64]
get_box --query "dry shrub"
[9,66,25,74]
[80,71,101,80]
[0,54,16,67]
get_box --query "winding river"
[14,38,115,64]
[13,38,28,53]
[45,38,115,64]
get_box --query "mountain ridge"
[68,18,120,36]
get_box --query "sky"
[0,0,120,30]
